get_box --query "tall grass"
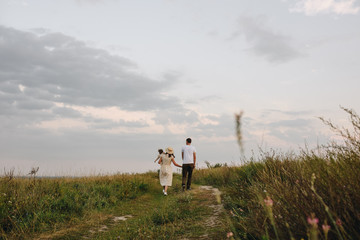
[194,107,360,239]
[2,107,359,239]
[0,172,157,239]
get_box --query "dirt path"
[35,185,231,239]
[83,185,228,239]
[198,186,223,228]
[179,185,230,240]
[83,185,229,240]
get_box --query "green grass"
[1,172,231,239]
[2,107,360,239]
[193,107,360,240]
[0,172,156,239]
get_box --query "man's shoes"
[187,187,191,191]
[182,185,185,192]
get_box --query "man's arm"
[182,152,184,160]
[193,152,196,168]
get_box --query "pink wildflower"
[336,218,342,226]
[322,224,331,233]
[307,216,319,227]
[264,196,273,207]
[227,232,234,238]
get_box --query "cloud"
[0,26,180,112]
[232,16,302,63]
[0,25,239,138]
[243,109,331,150]
[290,0,360,15]
[0,25,187,133]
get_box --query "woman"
[158,147,182,195]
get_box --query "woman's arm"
[171,158,182,167]
[154,155,160,163]
[158,157,162,165]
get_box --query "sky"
[1,0,359,176]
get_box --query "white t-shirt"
[181,145,196,164]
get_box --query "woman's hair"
[158,149,163,154]
[167,153,175,158]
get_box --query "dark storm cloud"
[0,26,180,114]
[232,16,302,63]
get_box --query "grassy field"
[193,107,360,240]
[1,108,360,239]
[1,172,231,239]
[0,172,155,239]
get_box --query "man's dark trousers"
[182,164,194,190]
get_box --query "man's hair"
[186,138,192,143]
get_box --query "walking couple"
[155,138,196,196]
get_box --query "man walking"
[181,138,196,191]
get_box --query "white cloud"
[290,0,360,15]
[35,118,89,131]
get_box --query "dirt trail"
[179,185,228,240]
[199,185,223,227]
[38,185,229,239]
[83,185,228,240]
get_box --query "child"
[154,149,164,163]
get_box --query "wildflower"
[227,232,234,238]
[307,215,319,227]
[264,196,273,207]
[336,218,342,226]
[322,221,331,240]
[322,224,331,232]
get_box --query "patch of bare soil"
[83,215,133,239]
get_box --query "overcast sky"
[1,0,359,175]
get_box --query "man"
[181,138,196,191]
